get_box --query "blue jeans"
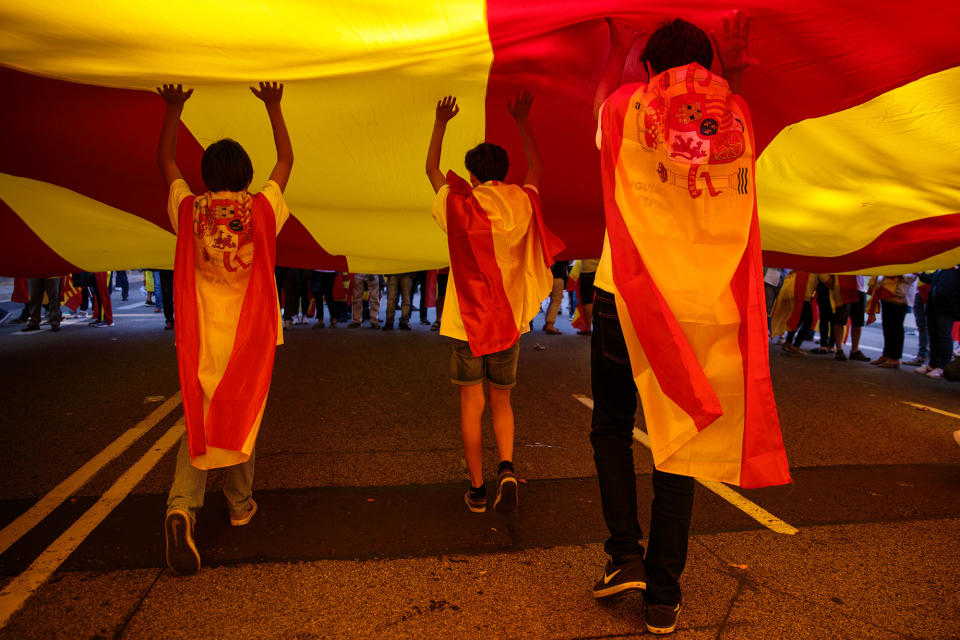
[167,432,254,523]
[590,289,695,606]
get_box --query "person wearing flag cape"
[425,90,564,515]
[156,81,293,575]
[589,14,791,634]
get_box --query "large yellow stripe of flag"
[0,173,176,270]
[757,67,960,273]
[1,0,493,274]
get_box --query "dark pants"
[413,271,429,323]
[310,271,337,321]
[590,289,695,606]
[881,300,908,359]
[28,278,62,326]
[927,308,956,369]
[913,292,928,358]
[111,270,129,300]
[281,268,310,320]
[815,282,834,347]
[159,270,174,324]
[786,301,813,347]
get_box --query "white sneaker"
[914,364,933,374]
[926,368,944,379]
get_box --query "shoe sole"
[230,499,258,526]
[493,476,518,514]
[165,511,200,575]
[464,493,486,513]
[646,604,681,635]
[592,579,646,598]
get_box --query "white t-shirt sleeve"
[167,179,194,234]
[431,184,450,233]
[259,180,291,235]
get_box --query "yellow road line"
[0,392,181,556]
[901,401,960,421]
[0,421,185,629]
[573,394,798,535]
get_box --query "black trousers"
[881,300,908,359]
[590,289,695,606]
[28,278,62,326]
[159,270,174,324]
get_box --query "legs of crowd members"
[166,433,256,575]
[415,270,430,324]
[459,383,486,512]
[579,271,596,336]
[23,277,62,332]
[384,274,412,329]
[111,270,129,300]
[924,310,956,378]
[312,271,337,328]
[159,269,174,329]
[153,270,164,317]
[905,291,930,365]
[874,300,907,367]
[350,274,380,328]
[782,301,813,356]
[589,289,692,621]
[544,277,563,334]
[89,272,113,327]
[432,272,448,331]
[399,274,413,329]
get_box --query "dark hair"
[464,143,509,182]
[641,19,713,75]
[201,138,254,192]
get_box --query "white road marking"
[0,393,181,556]
[0,420,185,629]
[901,401,960,421]
[116,302,151,311]
[573,394,798,535]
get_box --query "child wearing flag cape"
[425,91,564,514]
[156,82,293,575]
[590,14,790,634]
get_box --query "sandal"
[430,321,441,331]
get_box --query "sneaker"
[229,498,258,526]
[926,368,944,378]
[645,599,681,635]
[347,321,361,328]
[398,322,411,331]
[914,364,933,374]
[834,350,847,361]
[493,470,518,514]
[164,509,201,575]
[904,356,927,366]
[849,350,870,362]
[92,322,114,328]
[464,491,487,513]
[784,344,806,357]
[543,324,561,335]
[21,323,40,332]
[592,559,646,598]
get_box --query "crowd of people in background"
[765,266,960,382]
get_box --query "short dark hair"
[464,143,509,182]
[641,19,713,75]
[201,139,253,192]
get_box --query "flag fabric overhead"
[1,1,958,278]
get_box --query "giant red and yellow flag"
[1,1,958,277]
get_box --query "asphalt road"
[0,286,958,639]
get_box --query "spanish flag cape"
[173,190,279,470]
[444,171,564,356]
[599,64,790,489]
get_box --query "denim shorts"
[449,339,520,388]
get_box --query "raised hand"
[713,10,759,74]
[156,84,193,105]
[251,81,284,105]
[507,90,533,121]
[435,96,460,123]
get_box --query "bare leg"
[488,386,515,464]
[583,302,594,332]
[851,325,862,352]
[459,384,486,487]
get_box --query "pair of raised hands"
[434,90,534,124]
[156,81,284,105]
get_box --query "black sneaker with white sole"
[592,559,646,598]
[493,470,518,514]
[645,599,681,635]
[165,509,201,575]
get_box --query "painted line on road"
[0,420,185,629]
[116,302,151,311]
[573,394,798,535]
[0,392,181,556]
[901,401,960,421]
